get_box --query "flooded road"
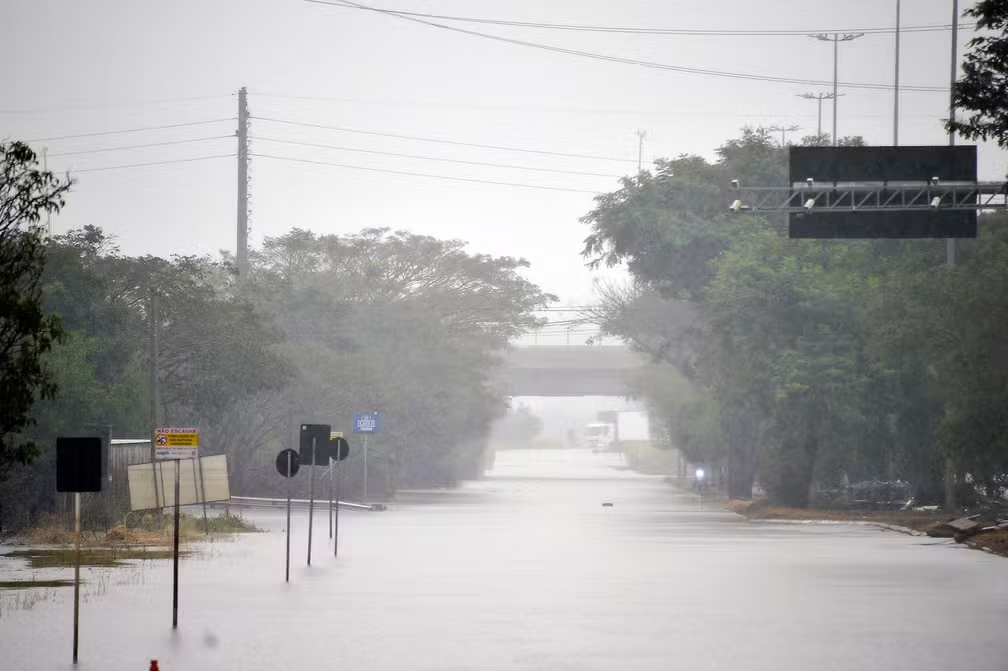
[3,449,1007,671]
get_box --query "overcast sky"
[4,0,1001,321]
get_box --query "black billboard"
[788,145,977,239]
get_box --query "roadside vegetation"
[582,8,1008,512]
[0,142,551,532]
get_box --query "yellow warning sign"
[154,428,199,460]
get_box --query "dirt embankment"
[727,499,1008,559]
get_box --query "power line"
[251,152,601,193]
[48,136,233,157]
[0,94,234,115]
[27,118,235,143]
[308,0,948,92]
[253,91,946,120]
[312,1,974,36]
[69,154,235,174]
[251,136,624,178]
[253,116,636,163]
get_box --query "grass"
[17,510,261,548]
[726,498,948,531]
[728,498,1008,558]
[0,579,74,590]
[130,510,261,537]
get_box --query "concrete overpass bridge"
[496,346,647,397]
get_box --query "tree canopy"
[948,1,1008,146]
[583,127,1008,507]
[0,142,71,477]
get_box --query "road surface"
[2,449,1006,670]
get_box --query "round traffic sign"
[328,437,350,462]
[275,448,300,478]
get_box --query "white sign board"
[153,427,199,460]
[128,454,230,511]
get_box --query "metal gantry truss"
[729,180,1008,213]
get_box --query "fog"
[3,2,1008,670]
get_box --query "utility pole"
[635,129,647,172]
[797,92,839,139]
[42,147,51,237]
[768,124,800,147]
[810,33,864,145]
[237,86,249,279]
[148,289,159,461]
[894,0,902,145]
[148,288,161,507]
[944,0,960,513]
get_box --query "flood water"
[2,449,1007,671]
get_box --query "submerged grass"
[0,579,74,589]
[3,547,180,569]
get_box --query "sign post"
[328,432,343,540]
[73,491,81,661]
[300,424,331,567]
[275,448,300,582]
[56,436,102,665]
[353,413,379,502]
[327,434,350,557]
[334,458,341,557]
[171,459,181,629]
[153,427,198,630]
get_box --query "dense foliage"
[583,128,1007,507]
[0,221,550,528]
[0,142,71,478]
[948,0,1008,146]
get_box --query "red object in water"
[150,661,160,671]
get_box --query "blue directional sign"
[353,413,379,434]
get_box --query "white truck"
[583,422,616,451]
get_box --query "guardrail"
[216,496,386,512]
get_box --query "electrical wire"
[307,0,948,93]
[251,152,602,193]
[251,136,623,178]
[253,116,636,163]
[253,92,949,122]
[48,136,233,157]
[69,154,235,174]
[27,119,235,143]
[0,94,234,115]
[311,1,974,36]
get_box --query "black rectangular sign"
[299,424,331,466]
[56,437,103,493]
[788,145,977,239]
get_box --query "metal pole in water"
[334,459,341,557]
[72,492,81,663]
[307,437,316,566]
[362,434,368,503]
[172,459,181,628]
[197,456,209,535]
[328,458,334,539]
[285,451,292,583]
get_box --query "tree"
[238,228,553,493]
[948,1,1008,146]
[0,142,71,476]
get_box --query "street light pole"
[797,93,839,140]
[944,0,960,513]
[894,0,901,145]
[768,124,801,147]
[810,33,864,145]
